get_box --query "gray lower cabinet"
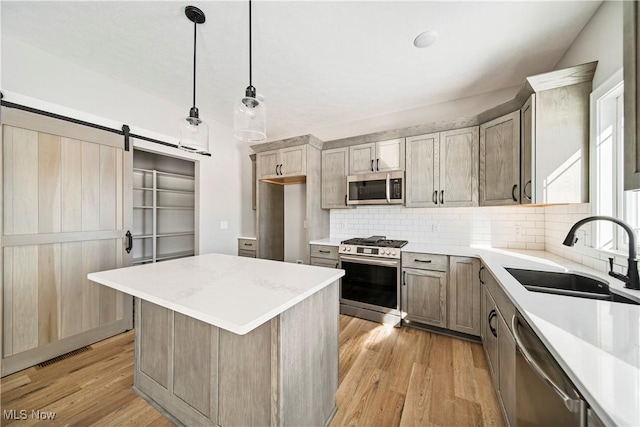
[481,265,517,427]
[448,256,481,336]
[310,244,339,268]
[134,281,339,427]
[402,267,448,328]
[321,147,349,209]
[479,110,521,206]
[238,238,257,258]
[497,310,516,427]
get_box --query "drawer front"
[238,249,257,258]
[238,239,257,250]
[310,257,339,269]
[310,245,339,260]
[402,252,448,271]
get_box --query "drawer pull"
[319,250,331,254]
[415,259,432,263]
[244,243,253,246]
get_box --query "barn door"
[1,107,133,376]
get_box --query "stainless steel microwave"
[346,171,404,205]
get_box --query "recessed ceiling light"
[414,30,439,48]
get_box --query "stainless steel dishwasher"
[512,314,587,427]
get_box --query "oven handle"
[512,315,581,412]
[340,255,399,268]
[386,173,391,203]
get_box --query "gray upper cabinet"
[406,133,439,207]
[321,147,350,209]
[257,146,307,179]
[349,138,405,174]
[406,127,478,208]
[521,83,591,204]
[480,111,521,206]
[624,1,640,190]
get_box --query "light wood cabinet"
[402,268,447,328]
[349,138,405,174]
[624,1,640,191]
[238,238,257,258]
[481,264,517,426]
[448,256,480,336]
[309,244,339,268]
[321,147,349,209]
[257,145,307,179]
[498,311,516,427]
[132,167,195,265]
[480,111,521,206]
[520,83,590,204]
[406,127,478,208]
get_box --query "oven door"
[339,255,400,317]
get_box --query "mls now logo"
[3,409,56,420]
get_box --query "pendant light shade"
[179,6,209,154]
[234,0,267,142]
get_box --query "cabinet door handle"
[433,190,438,205]
[125,230,133,254]
[371,159,374,172]
[524,180,532,201]
[376,158,380,171]
[335,262,339,268]
[275,164,279,175]
[440,190,444,205]
[279,164,284,175]
[488,309,497,337]
[345,194,347,206]
[479,265,485,284]
[511,184,518,202]
[415,259,432,263]
[403,271,406,286]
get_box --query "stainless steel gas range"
[338,236,408,326]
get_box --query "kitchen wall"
[2,35,254,256]
[330,206,545,250]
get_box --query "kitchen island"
[88,253,344,427]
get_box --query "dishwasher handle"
[512,315,582,413]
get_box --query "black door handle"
[488,309,497,337]
[433,190,438,205]
[275,164,279,175]
[440,190,444,205]
[512,184,518,202]
[415,259,432,263]
[524,180,532,201]
[371,159,374,172]
[125,230,133,254]
[376,158,380,171]
[479,266,485,284]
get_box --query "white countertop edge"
[309,238,343,246]
[237,236,257,240]
[88,270,344,336]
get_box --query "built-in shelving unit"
[132,162,195,265]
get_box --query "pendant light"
[234,0,266,142]
[179,5,209,154]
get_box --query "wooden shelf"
[157,206,194,210]
[134,206,154,209]
[133,187,154,191]
[157,250,195,262]
[156,188,194,195]
[157,232,195,238]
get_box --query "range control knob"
[391,250,396,256]
[385,250,391,255]
[346,247,351,252]
[340,246,346,252]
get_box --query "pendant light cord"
[249,0,253,88]
[193,20,197,109]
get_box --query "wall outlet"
[431,224,438,233]
[220,221,228,230]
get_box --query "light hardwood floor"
[1,315,504,426]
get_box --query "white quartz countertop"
[88,253,344,336]
[402,243,640,427]
[309,238,344,246]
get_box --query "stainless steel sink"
[505,268,639,305]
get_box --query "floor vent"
[37,346,91,368]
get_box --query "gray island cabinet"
[88,253,344,427]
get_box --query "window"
[592,69,640,251]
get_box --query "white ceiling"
[2,1,602,141]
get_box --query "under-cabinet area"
[132,150,196,265]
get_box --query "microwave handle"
[386,174,391,203]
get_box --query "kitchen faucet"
[562,216,640,290]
